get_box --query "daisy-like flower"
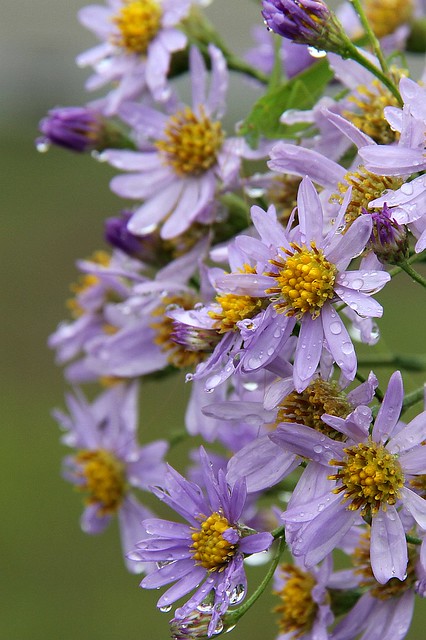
[76,0,192,113]
[128,448,273,635]
[216,177,389,391]
[53,382,168,573]
[102,45,269,240]
[271,371,426,584]
[273,555,334,639]
[330,526,422,640]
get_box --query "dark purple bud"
[261,0,347,53]
[37,106,104,153]
[363,203,409,265]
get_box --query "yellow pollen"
[112,0,162,55]
[363,0,413,38]
[209,294,265,333]
[150,293,207,369]
[66,250,112,318]
[353,531,416,598]
[265,242,337,319]
[156,106,224,176]
[274,564,318,638]
[191,512,237,571]
[343,69,406,144]
[330,167,403,231]
[75,449,126,515]
[276,378,353,439]
[329,438,405,516]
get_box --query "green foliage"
[238,59,334,147]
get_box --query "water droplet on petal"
[330,321,341,335]
[160,604,172,613]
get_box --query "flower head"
[273,371,426,584]
[77,0,192,113]
[53,383,168,572]
[103,45,269,239]
[217,178,390,391]
[129,448,273,635]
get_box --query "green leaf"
[239,59,334,148]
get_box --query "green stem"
[349,0,391,76]
[402,387,425,412]
[222,536,286,628]
[399,261,426,288]
[389,250,425,278]
[357,353,426,372]
[406,533,422,545]
[343,41,402,105]
[271,524,285,540]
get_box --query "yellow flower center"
[266,242,337,319]
[330,167,404,231]
[66,250,113,318]
[343,69,406,144]
[209,294,265,333]
[276,378,353,439]
[112,0,162,55]
[363,0,413,38]
[191,512,237,571]
[329,438,405,516]
[353,531,416,598]
[75,449,126,515]
[156,106,224,176]
[274,564,318,638]
[150,293,207,369]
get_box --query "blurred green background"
[1,1,426,638]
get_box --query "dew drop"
[341,341,354,355]
[400,182,414,195]
[351,278,364,290]
[245,186,266,198]
[307,46,327,58]
[36,140,50,153]
[329,321,342,335]
[159,605,172,613]
[228,583,246,605]
[313,444,323,454]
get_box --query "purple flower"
[226,372,378,493]
[362,203,409,265]
[217,178,389,391]
[76,0,192,113]
[359,77,426,252]
[53,382,168,572]
[272,371,426,583]
[330,526,420,640]
[273,555,334,639]
[102,45,269,239]
[262,0,347,53]
[129,448,273,635]
[37,106,105,153]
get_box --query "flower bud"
[261,0,349,54]
[364,203,409,265]
[37,106,134,153]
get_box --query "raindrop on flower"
[307,46,327,58]
[160,604,172,613]
[36,141,50,153]
[228,583,246,605]
[330,321,342,335]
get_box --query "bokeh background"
[1,1,426,638]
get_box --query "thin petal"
[370,506,407,583]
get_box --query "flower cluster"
[43,0,426,638]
